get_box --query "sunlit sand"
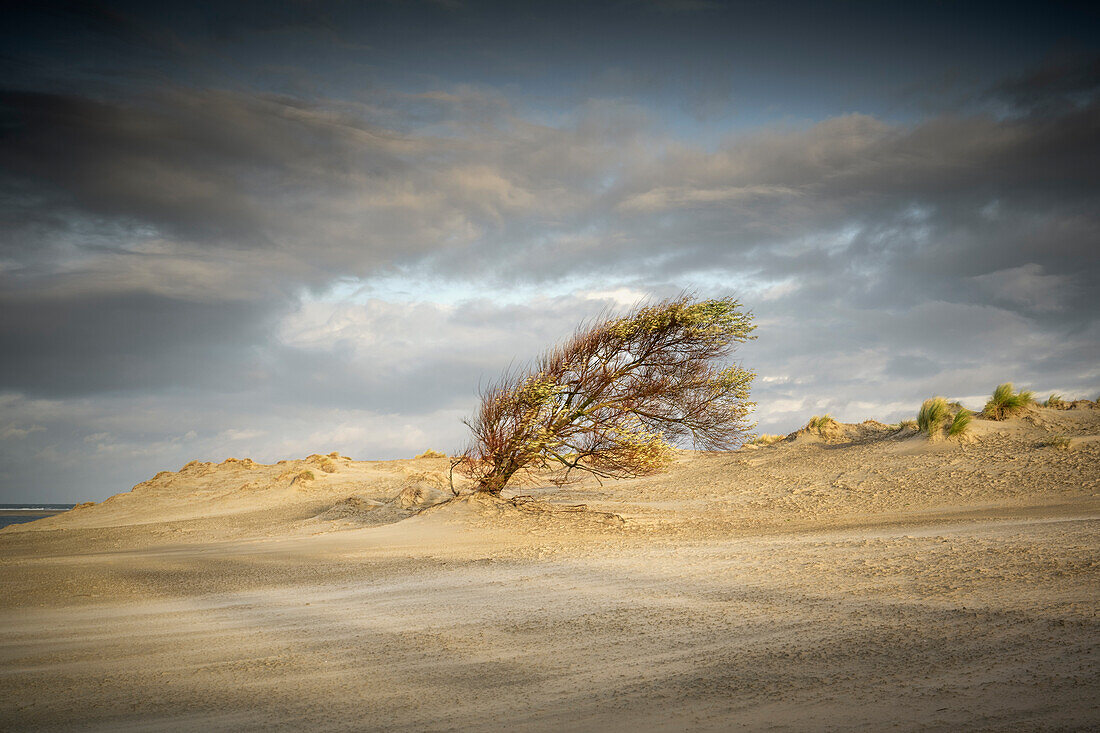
[2,404,1097,730]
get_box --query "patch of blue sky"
[303,270,643,309]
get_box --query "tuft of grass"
[948,407,973,437]
[917,397,950,436]
[1044,393,1065,408]
[750,433,784,446]
[895,419,918,431]
[983,383,1035,420]
[415,449,447,459]
[1048,434,1072,451]
[806,414,836,432]
[297,470,315,481]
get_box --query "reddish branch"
[455,295,757,495]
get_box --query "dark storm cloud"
[1,61,1097,404]
[991,52,1100,114]
[0,290,278,396]
[0,88,408,252]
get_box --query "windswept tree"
[456,295,756,495]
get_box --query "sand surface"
[2,406,1098,731]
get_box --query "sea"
[0,504,77,530]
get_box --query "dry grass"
[1048,435,1072,451]
[415,449,448,459]
[749,433,785,446]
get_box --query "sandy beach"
[2,404,1098,731]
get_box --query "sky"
[1,0,1098,503]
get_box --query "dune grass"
[1048,434,1072,451]
[750,433,785,446]
[416,449,448,459]
[917,397,950,436]
[948,407,973,437]
[806,414,836,432]
[1044,394,1065,408]
[983,383,1035,420]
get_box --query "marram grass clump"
[917,397,950,436]
[750,433,785,446]
[806,414,836,433]
[1044,394,1065,408]
[983,383,1034,420]
[916,398,972,439]
[948,407,973,437]
[415,449,447,459]
[1048,434,1072,451]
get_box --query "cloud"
[0,290,280,396]
[616,184,800,212]
[0,423,45,440]
[1,49,1098,501]
[971,264,1077,313]
[990,52,1100,115]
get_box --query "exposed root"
[417,491,625,525]
[505,494,624,524]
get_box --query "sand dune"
[2,404,1098,730]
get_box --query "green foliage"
[1044,394,1065,408]
[460,295,757,494]
[917,397,949,435]
[297,470,315,481]
[895,419,918,431]
[983,383,1035,420]
[806,414,836,432]
[608,298,754,346]
[750,433,784,446]
[948,408,973,437]
[1048,435,1072,451]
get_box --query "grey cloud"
[0,86,657,297]
[18,76,1097,308]
[0,89,408,250]
[0,389,473,502]
[1,51,1098,503]
[2,76,1097,401]
[991,52,1100,115]
[0,290,278,396]
[267,295,616,415]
